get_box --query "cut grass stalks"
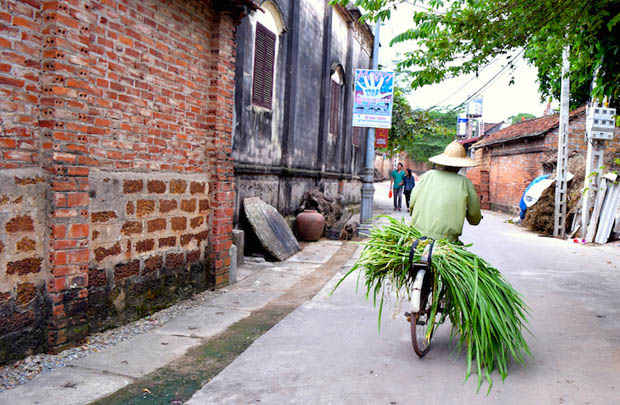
[331,216,532,394]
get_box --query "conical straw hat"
[428,140,478,168]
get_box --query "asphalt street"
[188,181,620,404]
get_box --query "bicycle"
[404,237,449,357]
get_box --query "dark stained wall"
[232,0,373,221]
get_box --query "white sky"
[378,4,556,123]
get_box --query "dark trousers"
[393,187,403,209]
[404,189,412,208]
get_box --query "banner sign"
[352,69,394,129]
[375,128,388,148]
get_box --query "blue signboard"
[352,69,394,129]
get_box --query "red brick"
[147,180,166,193]
[91,211,117,223]
[115,260,140,280]
[136,200,155,217]
[180,199,196,213]
[16,282,36,306]
[169,179,187,194]
[158,236,176,248]
[67,223,89,238]
[67,249,89,264]
[147,218,166,232]
[7,257,42,275]
[5,215,34,233]
[123,179,143,193]
[0,76,24,88]
[135,239,154,253]
[144,255,162,273]
[159,199,177,213]
[121,221,142,235]
[66,192,89,207]
[171,216,186,231]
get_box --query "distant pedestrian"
[403,168,416,209]
[390,162,405,211]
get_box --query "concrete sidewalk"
[0,239,355,405]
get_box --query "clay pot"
[296,210,325,241]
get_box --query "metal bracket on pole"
[553,46,570,238]
[581,102,615,239]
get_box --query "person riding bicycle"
[409,140,482,243]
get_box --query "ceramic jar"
[296,210,325,241]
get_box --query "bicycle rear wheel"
[411,289,434,357]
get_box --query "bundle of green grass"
[333,216,531,393]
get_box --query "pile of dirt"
[523,152,586,235]
[299,189,358,240]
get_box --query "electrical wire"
[442,48,525,111]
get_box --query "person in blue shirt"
[390,163,406,211]
[403,168,416,209]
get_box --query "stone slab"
[207,287,286,313]
[287,240,342,264]
[155,306,250,338]
[232,229,245,265]
[232,269,302,292]
[243,197,300,261]
[0,366,131,405]
[70,332,198,378]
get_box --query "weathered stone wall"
[87,171,210,331]
[233,1,372,221]
[0,0,240,362]
[0,169,48,362]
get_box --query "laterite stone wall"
[0,0,239,362]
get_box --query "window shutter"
[252,22,276,109]
[352,127,361,146]
[329,80,341,136]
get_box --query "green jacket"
[409,169,481,242]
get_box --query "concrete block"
[232,228,245,265]
[0,366,131,405]
[155,306,250,339]
[287,240,342,264]
[70,332,199,378]
[229,244,238,284]
[232,269,302,292]
[208,287,286,312]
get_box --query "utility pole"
[359,21,380,232]
[553,46,570,238]
[581,98,615,240]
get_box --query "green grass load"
[332,216,531,393]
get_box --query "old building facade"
[468,107,620,214]
[232,1,373,222]
[0,0,252,363]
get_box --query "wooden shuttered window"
[252,22,276,109]
[352,127,361,146]
[329,80,341,136]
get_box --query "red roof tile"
[475,106,586,147]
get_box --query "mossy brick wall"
[87,171,211,331]
[0,0,238,362]
[0,169,48,362]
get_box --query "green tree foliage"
[381,87,457,161]
[508,113,536,124]
[333,0,620,109]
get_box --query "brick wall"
[375,153,429,180]
[0,0,240,362]
[469,112,620,214]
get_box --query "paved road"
[188,181,620,404]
